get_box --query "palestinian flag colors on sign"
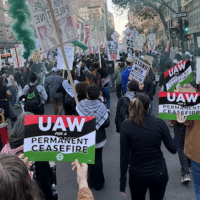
[164,60,193,91]
[159,92,200,120]
[24,115,96,164]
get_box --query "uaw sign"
[159,92,200,120]
[24,115,96,164]
[164,60,193,91]
[129,58,150,84]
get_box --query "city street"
[12,88,196,200]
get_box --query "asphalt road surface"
[12,88,195,200]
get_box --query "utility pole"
[177,0,183,49]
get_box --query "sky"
[106,0,128,38]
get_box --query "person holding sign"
[120,93,178,199]
[76,85,110,191]
[176,113,200,200]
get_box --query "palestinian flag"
[164,60,193,91]
[24,115,96,164]
[159,92,200,120]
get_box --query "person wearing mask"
[121,57,134,94]
[120,93,178,199]
[76,60,89,82]
[76,85,110,191]
[45,67,63,115]
[113,62,125,99]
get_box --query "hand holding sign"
[72,159,88,190]
[176,113,187,123]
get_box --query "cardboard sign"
[144,55,154,66]
[126,39,134,58]
[107,41,120,61]
[159,92,200,120]
[164,60,193,91]
[111,31,120,42]
[24,115,96,164]
[57,46,74,70]
[129,58,151,84]
[27,0,77,52]
[196,57,200,84]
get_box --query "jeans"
[174,123,190,176]
[191,160,200,200]
[149,101,154,116]
[129,167,168,200]
[52,97,63,115]
[102,87,110,109]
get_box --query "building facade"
[0,0,17,52]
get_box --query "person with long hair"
[1,112,55,200]
[120,93,178,200]
[0,153,44,200]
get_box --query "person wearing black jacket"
[76,85,110,191]
[120,93,178,200]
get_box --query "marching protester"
[57,71,79,115]
[120,93,178,200]
[113,61,125,99]
[22,72,47,115]
[121,57,134,94]
[76,59,89,82]
[0,75,17,128]
[76,85,110,191]
[45,67,63,115]
[115,80,140,132]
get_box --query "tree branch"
[159,0,176,13]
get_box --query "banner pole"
[47,0,78,105]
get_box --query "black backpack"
[120,97,130,123]
[115,97,130,132]
[26,85,41,109]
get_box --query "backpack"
[115,97,130,132]
[25,85,41,109]
[64,92,74,106]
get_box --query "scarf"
[76,99,108,130]
[125,91,135,101]
[62,80,79,97]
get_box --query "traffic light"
[184,20,189,33]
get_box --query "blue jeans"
[102,87,110,109]
[191,160,200,200]
[149,101,154,116]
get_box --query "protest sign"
[148,33,155,51]
[76,23,81,41]
[111,31,120,42]
[33,50,41,63]
[92,46,98,54]
[57,46,74,70]
[164,60,193,91]
[159,92,200,120]
[10,45,25,68]
[83,23,91,46]
[107,41,120,61]
[144,55,154,66]
[129,58,151,84]
[27,0,77,52]
[126,39,134,58]
[125,28,133,40]
[24,115,96,164]
[196,57,200,84]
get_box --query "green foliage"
[7,0,36,59]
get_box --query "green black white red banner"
[164,60,193,91]
[159,92,200,120]
[24,115,96,164]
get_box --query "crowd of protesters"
[0,48,199,200]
